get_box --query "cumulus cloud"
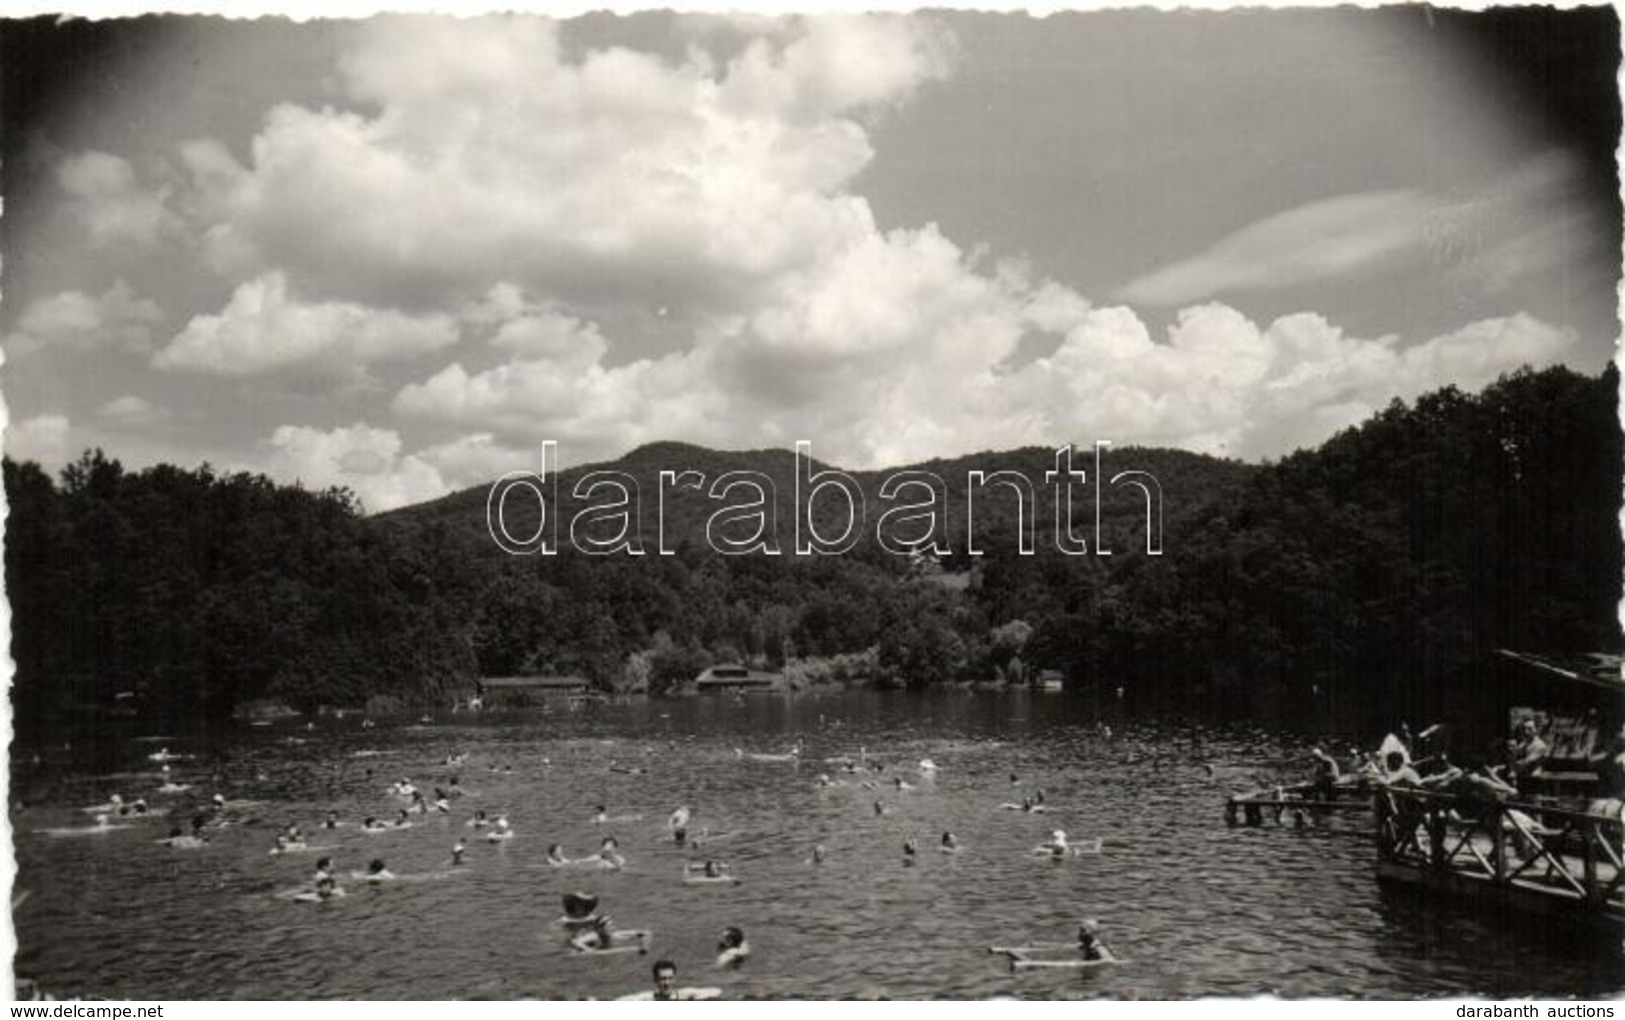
[3,281,164,357]
[97,395,171,426]
[396,294,1576,472]
[5,415,73,468]
[38,15,1591,499]
[173,14,952,325]
[153,272,459,386]
[58,151,178,248]
[414,432,541,491]
[263,423,448,512]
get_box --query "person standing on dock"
[1310,747,1340,803]
[1378,751,1421,787]
[1508,719,1550,794]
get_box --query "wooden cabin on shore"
[692,663,787,694]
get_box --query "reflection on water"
[12,690,1624,999]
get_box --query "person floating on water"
[362,816,388,832]
[487,815,513,842]
[683,859,738,885]
[993,917,1116,966]
[716,926,750,967]
[360,858,395,882]
[1035,829,1070,859]
[568,914,651,954]
[160,825,207,848]
[1001,796,1046,813]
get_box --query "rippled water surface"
[13,690,1625,999]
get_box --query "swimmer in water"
[652,960,678,1000]
[1035,829,1070,859]
[716,926,750,967]
[432,788,450,812]
[486,816,513,842]
[903,838,918,865]
[894,777,914,792]
[452,839,467,866]
[940,832,961,853]
[873,800,886,817]
[546,844,571,867]
[673,827,688,847]
[809,844,827,865]
[361,858,395,882]
[995,918,1112,964]
[313,875,342,901]
[361,816,386,832]
[159,826,207,848]
[394,809,413,828]
[1074,919,1107,961]
[468,809,489,829]
[598,836,626,869]
[569,915,650,954]
[314,857,334,882]
[323,811,340,830]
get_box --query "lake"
[12,689,1624,999]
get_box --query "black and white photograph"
[2,4,1622,1001]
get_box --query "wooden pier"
[1224,779,1376,827]
[1372,786,1625,931]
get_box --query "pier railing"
[1373,786,1625,921]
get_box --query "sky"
[1,8,1619,512]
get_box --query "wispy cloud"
[1118,152,1591,306]
[1118,190,1431,305]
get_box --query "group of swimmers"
[87,735,1126,995]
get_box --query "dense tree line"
[7,364,1619,730]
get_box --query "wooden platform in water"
[1373,788,1625,932]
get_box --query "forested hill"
[6,364,1620,732]
[389,442,1255,564]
